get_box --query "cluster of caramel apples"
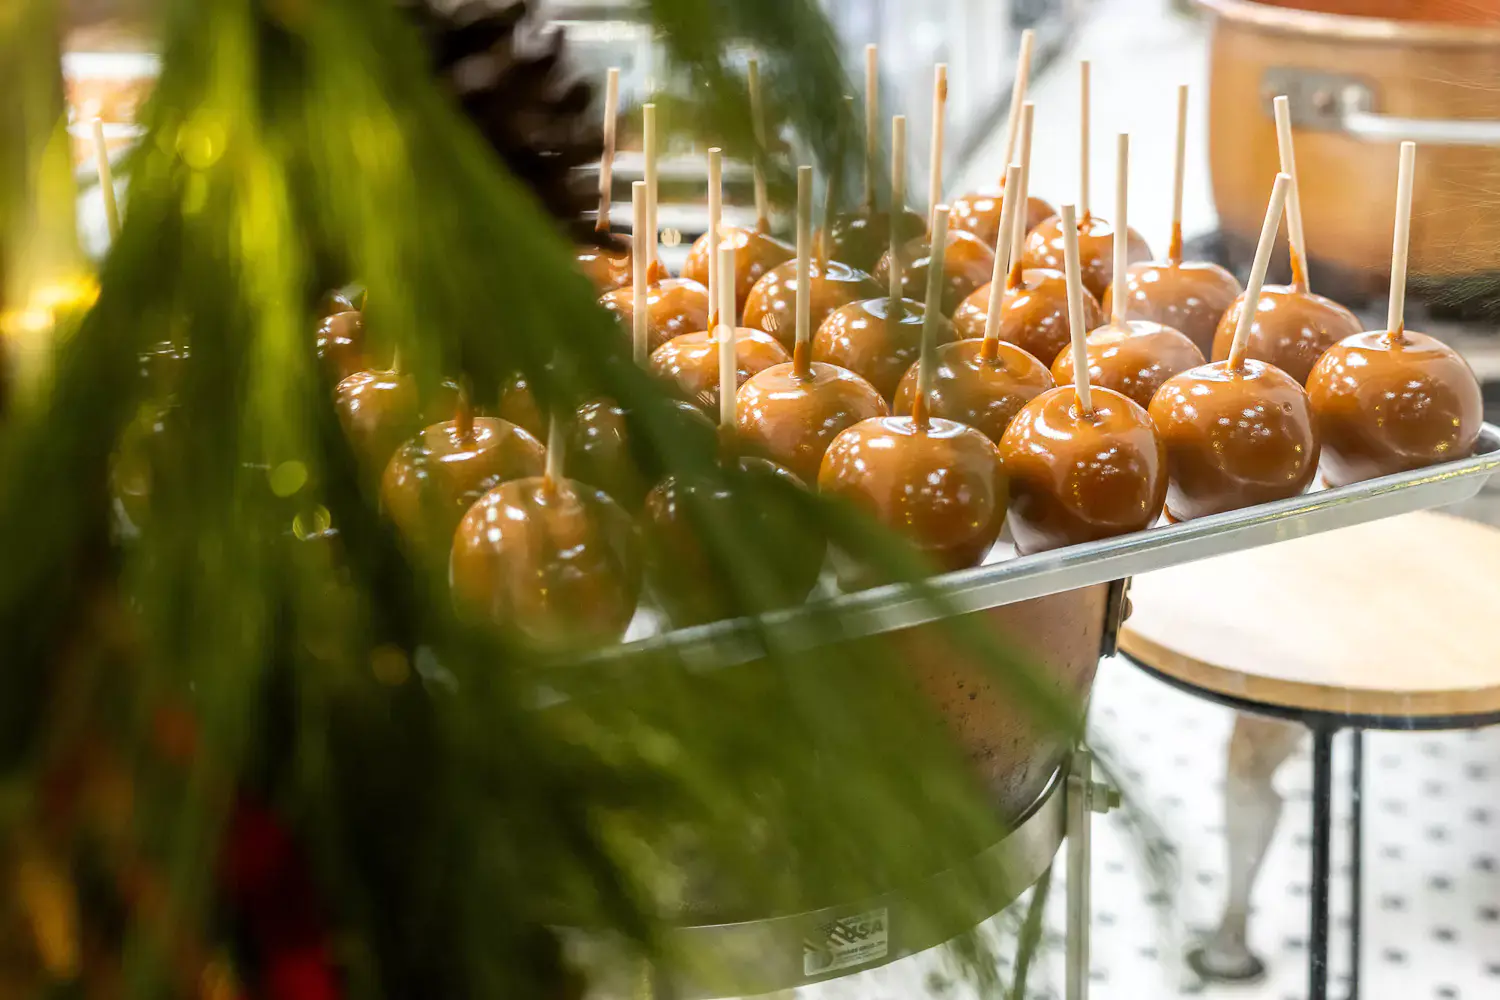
[311,41,1483,651]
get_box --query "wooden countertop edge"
[1118,627,1500,721]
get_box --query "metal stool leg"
[1348,729,1364,1000]
[1309,727,1335,1000]
[1011,864,1053,1000]
[1066,752,1093,1000]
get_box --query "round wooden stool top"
[1119,511,1500,721]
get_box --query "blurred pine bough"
[0,1,1080,997]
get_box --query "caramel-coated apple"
[741,260,881,352]
[892,339,1053,445]
[950,185,1056,251]
[682,226,794,318]
[451,475,641,649]
[641,455,824,626]
[952,269,1104,367]
[1209,285,1362,386]
[1149,358,1319,519]
[818,207,927,274]
[316,311,366,383]
[496,373,546,442]
[812,299,954,402]
[1050,319,1205,412]
[564,397,718,513]
[818,415,1008,575]
[319,289,359,318]
[648,327,790,406]
[1306,329,1482,487]
[335,368,461,476]
[1105,259,1242,358]
[735,362,890,485]
[874,231,996,316]
[1023,214,1151,303]
[576,237,667,293]
[599,278,711,354]
[997,385,1166,554]
[380,414,545,554]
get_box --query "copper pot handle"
[1264,67,1500,147]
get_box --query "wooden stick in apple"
[1227,173,1293,372]
[1111,133,1130,328]
[632,180,650,365]
[1079,61,1091,221]
[928,63,948,233]
[718,243,740,432]
[92,118,121,241]
[707,146,722,326]
[1060,203,1093,417]
[912,204,951,428]
[596,67,620,234]
[793,165,814,379]
[747,57,770,233]
[1000,29,1036,169]
[980,164,1023,360]
[887,114,908,321]
[643,102,659,277]
[1272,95,1311,291]
[864,43,879,213]
[1008,102,1036,288]
[1387,140,1417,343]
[1169,83,1188,263]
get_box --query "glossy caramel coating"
[1306,330,1482,487]
[813,298,954,402]
[1022,214,1151,302]
[1210,285,1363,385]
[496,373,546,441]
[892,340,1054,445]
[819,207,927,273]
[641,456,823,626]
[735,362,890,484]
[874,231,997,316]
[949,186,1057,251]
[600,278,711,353]
[319,289,359,318]
[380,416,545,553]
[1104,260,1242,358]
[1050,320,1206,411]
[576,237,667,293]
[1149,359,1319,519]
[335,369,461,475]
[953,269,1105,367]
[683,226,794,317]
[316,311,366,382]
[997,386,1166,554]
[818,416,1008,574]
[451,476,641,649]
[741,260,881,351]
[648,327,791,406]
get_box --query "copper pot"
[1201,0,1500,297]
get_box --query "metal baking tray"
[592,423,1500,668]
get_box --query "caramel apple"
[954,270,1102,366]
[450,408,641,649]
[316,310,366,383]
[819,205,1008,579]
[821,209,927,275]
[1024,214,1150,304]
[741,259,880,353]
[997,203,1167,554]
[648,326,790,405]
[1306,142,1482,487]
[813,299,952,403]
[600,278,711,355]
[1209,286,1361,386]
[576,68,666,295]
[577,238,667,293]
[736,166,890,483]
[380,406,545,554]
[1101,86,1241,357]
[874,230,996,317]
[894,165,1055,444]
[1050,135,1204,411]
[335,357,461,475]
[683,226,796,319]
[319,289,359,318]
[497,372,546,441]
[1149,174,1319,519]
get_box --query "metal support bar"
[1065,748,1119,1000]
[1309,728,1335,1000]
[1349,729,1364,1000]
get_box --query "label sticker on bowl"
[803,907,889,977]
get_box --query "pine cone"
[408,0,611,247]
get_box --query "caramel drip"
[979,337,1000,363]
[792,341,813,380]
[1388,320,1407,346]
[1007,256,1024,290]
[456,381,476,440]
[1166,220,1183,265]
[716,422,740,464]
[911,391,930,430]
[1289,246,1308,293]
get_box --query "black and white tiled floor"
[790,655,1500,1000]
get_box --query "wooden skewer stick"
[718,243,739,432]
[888,115,908,322]
[793,165,815,379]
[631,181,650,365]
[1000,29,1036,170]
[981,164,1023,354]
[1060,203,1093,417]
[1273,96,1311,291]
[1228,173,1293,372]
[1387,141,1417,343]
[707,147,723,327]
[864,43,879,212]
[1169,84,1188,263]
[643,103,660,277]
[544,411,565,486]
[1079,60,1092,221]
[913,204,951,429]
[596,68,620,233]
[747,58,770,233]
[928,63,948,234]
[1009,102,1036,289]
[1111,133,1130,328]
[92,118,121,241]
